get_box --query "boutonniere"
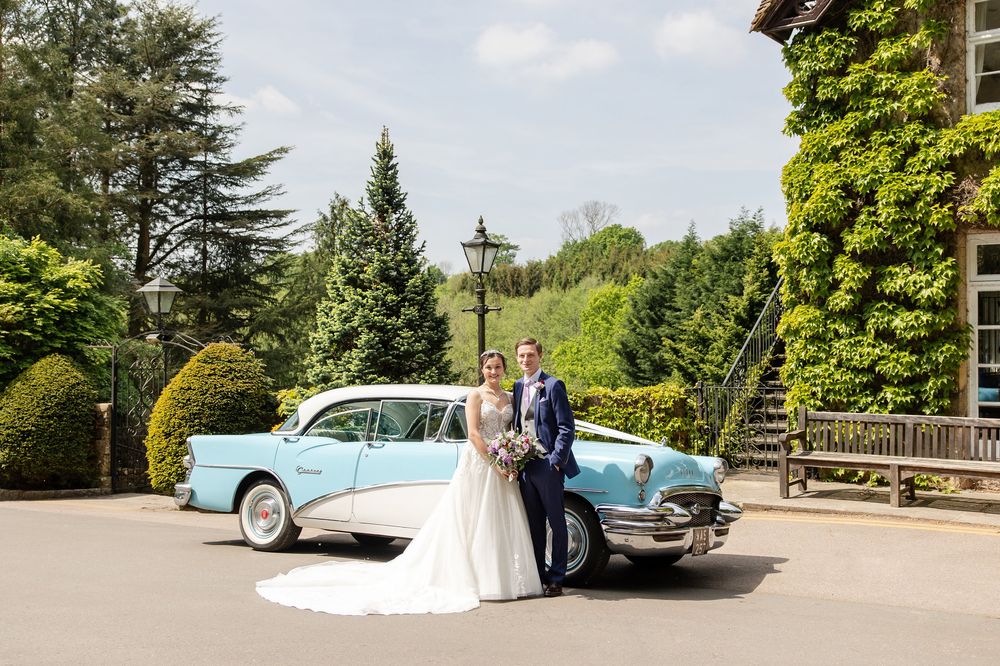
[532,380,545,391]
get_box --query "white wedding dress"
[255,401,543,614]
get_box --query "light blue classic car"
[175,384,742,585]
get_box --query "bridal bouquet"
[486,430,546,482]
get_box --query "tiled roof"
[750,0,781,33]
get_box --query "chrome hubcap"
[545,509,588,575]
[246,490,282,539]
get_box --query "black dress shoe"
[543,584,563,597]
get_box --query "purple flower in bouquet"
[487,430,544,481]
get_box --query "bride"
[255,350,543,614]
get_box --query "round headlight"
[634,454,653,485]
[713,458,728,484]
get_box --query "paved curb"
[0,487,113,501]
[736,500,1000,532]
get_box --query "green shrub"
[0,354,98,489]
[275,385,319,421]
[145,343,275,494]
[571,383,699,452]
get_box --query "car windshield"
[276,411,299,433]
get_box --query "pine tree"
[306,128,453,389]
[92,0,292,334]
[618,223,700,385]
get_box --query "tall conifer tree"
[307,128,453,389]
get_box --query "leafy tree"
[558,200,620,243]
[0,235,125,386]
[306,128,452,389]
[437,279,593,387]
[0,0,116,256]
[488,232,520,265]
[550,277,642,390]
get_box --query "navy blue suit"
[513,371,577,586]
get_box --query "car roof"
[289,384,472,433]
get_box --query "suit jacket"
[513,371,579,478]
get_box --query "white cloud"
[654,10,745,63]
[253,85,300,114]
[475,23,619,81]
[215,86,300,115]
[476,23,554,66]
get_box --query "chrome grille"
[659,492,720,527]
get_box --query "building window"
[968,0,1000,113]
[968,234,1000,416]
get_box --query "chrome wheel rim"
[545,509,588,575]
[243,487,283,542]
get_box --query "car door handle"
[367,442,386,449]
[282,437,300,443]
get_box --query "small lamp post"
[137,277,182,333]
[137,277,183,387]
[461,217,502,376]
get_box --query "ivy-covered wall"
[776,0,1000,415]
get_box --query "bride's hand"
[493,466,514,481]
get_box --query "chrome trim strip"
[597,502,692,527]
[565,487,609,494]
[192,464,291,505]
[293,488,355,517]
[196,463,271,471]
[291,480,452,519]
[648,485,721,508]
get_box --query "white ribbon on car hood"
[574,420,661,447]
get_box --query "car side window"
[444,404,468,441]
[376,401,449,442]
[304,401,379,441]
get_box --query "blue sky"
[194,0,797,271]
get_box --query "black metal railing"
[722,277,784,387]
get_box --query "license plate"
[691,527,710,556]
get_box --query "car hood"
[570,439,721,505]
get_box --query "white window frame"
[967,233,1000,416]
[968,0,1000,114]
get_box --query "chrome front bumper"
[596,498,742,557]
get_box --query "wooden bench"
[778,407,1000,507]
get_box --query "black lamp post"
[137,277,183,387]
[461,217,502,375]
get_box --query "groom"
[512,337,578,597]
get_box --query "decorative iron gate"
[110,334,202,491]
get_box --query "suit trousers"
[519,457,567,585]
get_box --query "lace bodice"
[479,400,513,442]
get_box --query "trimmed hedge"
[0,354,98,489]
[570,384,699,452]
[145,343,275,494]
